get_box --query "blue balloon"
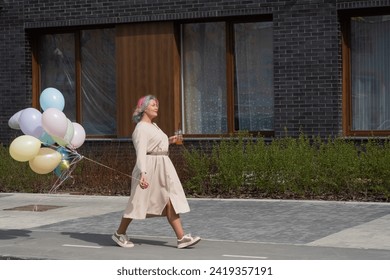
[56,146,70,160]
[39,131,55,146]
[40,87,65,111]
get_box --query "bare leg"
[116,217,132,235]
[165,200,184,239]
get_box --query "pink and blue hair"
[132,95,158,123]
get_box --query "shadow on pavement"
[0,229,32,240]
[61,232,176,248]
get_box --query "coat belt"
[146,151,169,156]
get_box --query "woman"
[112,95,201,249]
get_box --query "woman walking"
[112,95,201,249]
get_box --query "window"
[39,33,76,121]
[38,28,116,136]
[343,15,390,135]
[181,19,274,135]
[234,22,274,132]
[181,22,227,134]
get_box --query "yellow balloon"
[9,135,41,162]
[29,147,62,174]
[54,159,70,177]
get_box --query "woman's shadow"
[61,232,176,248]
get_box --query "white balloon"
[8,109,25,130]
[69,122,86,149]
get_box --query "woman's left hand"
[169,135,177,144]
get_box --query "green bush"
[182,134,390,201]
[182,144,211,195]
[2,135,390,202]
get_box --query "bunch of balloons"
[8,87,86,190]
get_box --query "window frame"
[31,25,117,139]
[341,9,390,137]
[179,15,274,138]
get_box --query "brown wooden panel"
[116,22,180,137]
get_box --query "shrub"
[2,135,390,202]
[182,144,212,195]
[182,134,390,201]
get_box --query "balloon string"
[81,155,138,180]
[47,145,140,181]
[47,152,83,194]
[37,147,141,200]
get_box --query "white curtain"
[181,22,227,134]
[351,16,390,130]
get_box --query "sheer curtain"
[39,29,116,135]
[39,33,76,121]
[234,22,274,131]
[181,22,227,134]
[351,16,390,130]
[81,29,116,135]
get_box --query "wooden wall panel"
[116,22,180,138]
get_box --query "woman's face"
[144,99,159,120]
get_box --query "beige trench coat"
[123,122,190,219]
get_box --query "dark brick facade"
[1,0,390,145]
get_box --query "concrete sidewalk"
[0,192,389,260]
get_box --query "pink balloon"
[42,108,68,138]
[69,122,86,149]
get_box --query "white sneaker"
[177,233,201,249]
[112,232,134,248]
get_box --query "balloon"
[39,131,55,146]
[40,87,65,111]
[29,147,62,174]
[42,108,68,138]
[19,108,44,138]
[52,119,74,146]
[9,135,41,162]
[52,136,67,147]
[54,159,70,177]
[8,109,24,130]
[69,122,86,149]
[57,146,70,160]
[54,146,71,176]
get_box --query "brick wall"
[0,0,33,145]
[2,0,390,144]
[273,0,341,137]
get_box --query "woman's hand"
[139,172,149,189]
[169,133,183,145]
[169,135,178,144]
